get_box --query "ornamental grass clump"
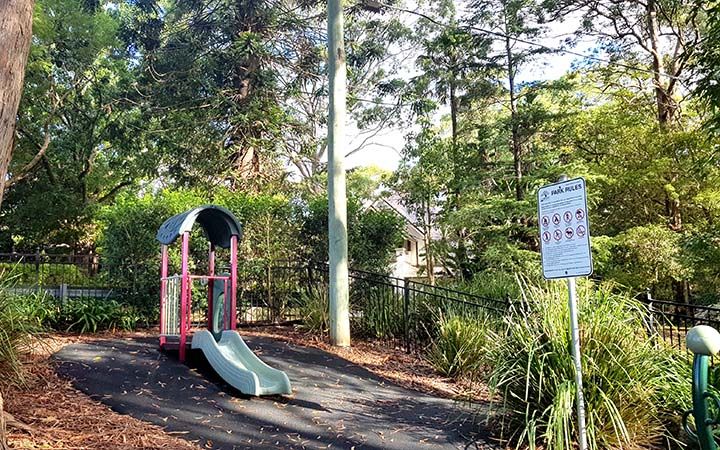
[487,281,690,450]
[427,311,495,379]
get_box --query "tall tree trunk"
[449,78,458,146]
[0,0,35,210]
[647,0,673,126]
[0,392,7,450]
[504,32,522,201]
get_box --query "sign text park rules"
[538,177,593,279]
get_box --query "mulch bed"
[3,333,200,450]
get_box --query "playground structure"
[155,205,291,396]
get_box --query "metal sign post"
[538,176,592,450]
[567,276,588,450]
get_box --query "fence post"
[403,278,410,353]
[646,288,656,344]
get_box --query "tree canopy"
[2,0,720,303]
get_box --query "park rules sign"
[538,177,593,279]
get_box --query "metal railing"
[639,290,720,352]
[264,262,508,352]
[6,253,720,354]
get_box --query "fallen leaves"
[3,352,200,450]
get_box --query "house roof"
[366,193,442,242]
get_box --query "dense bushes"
[423,279,692,449]
[7,293,139,333]
[97,189,404,319]
[300,196,404,272]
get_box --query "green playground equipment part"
[684,325,720,450]
[191,329,292,396]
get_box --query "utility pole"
[327,0,350,347]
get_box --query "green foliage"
[443,270,523,301]
[682,224,720,304]
[352,286,405,339]
[426,312,489,379]
[592,225,687,299]
[300,195,405,272]
[2,0,152,252]
[0,293,40,384]
[486,281,690,449]
[0,262,98,286]
[97,189,206,315]
[11,292,58,329]
[298,284,329,335]
[60,298,139,333]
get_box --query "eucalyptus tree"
[542,0,706,127]
[0,0,35,210]
[1,0,152,251]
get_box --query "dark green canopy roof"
[156,205,242,248]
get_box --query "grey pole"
[327,0,350,347]
[567,276,588,450]
[558,174,588,450]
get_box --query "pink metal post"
[230,235,238,330]
[179,231,190,362]
[159,245,169,348]
[207,243,215,332]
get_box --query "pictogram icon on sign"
[576,209,585,221]
[542,216,549,228]
[552,213,561,225]
[576,225,586,237]
[565,227,574,239]
[542,231,551,243]
[564,211,572,223]
[554,229,562,241]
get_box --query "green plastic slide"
[191,329,292,396]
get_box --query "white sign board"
[538,177,593,279]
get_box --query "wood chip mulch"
[241,325,491,403]
[3,333,201,450]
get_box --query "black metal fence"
[638,291,720,352]
[266,263,509,353]
[2,253,719,353]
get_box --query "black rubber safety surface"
[54,335,498,450]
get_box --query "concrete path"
[54,335,497,450]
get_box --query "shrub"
[298,284,329,335]
[486,281,690,449]
[300,195,404,272]
[0,276,41,383]
[59,298,139,333]
[426,312,490,379]
[597,225,688,299]
[352,285,405,339]
[11,291,58,328]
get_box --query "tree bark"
[0,0,35,210]
[504,30,523,201]
[1,392,7,450]
[646,0,674,126]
